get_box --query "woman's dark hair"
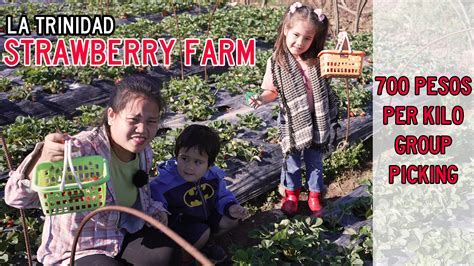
[273,3,329,67]
[174,125,221,166]
[103,74,166,131]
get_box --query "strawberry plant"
[265,127,279,144]
[349,32,373,56]
[211,49,271,95]
[0,115,81,172]
[163,76,216,121]
[358,63,373,85]
[346,224,373,265]
[74,105,105,128]
[114,18,164,39]
[242,188,281,216]
[212,67,261,95]
[271,105,280,120]
[324,142,369,180]
[0,2,195,24]
[0,196,43,264]
[211,6,284,42]
[62,66,96,85]
[7,84,33,102]
[342,196,373,220]
[237,113,264,130]
[232,216,345,264]
[18,66,63,88]
[95,65,138,82]
[158,12,206,38]
[108,2,193,18]
[208,119,236,142]
[208,119,262,168]
[0,77,12,92]
[43,80,67,94]
[326,185,373,230]
[332,80,372,116]
[0,3,374,265]
[216,139,260,169]
[150,128,183,174]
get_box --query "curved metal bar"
[69,205,213,266]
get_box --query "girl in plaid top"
[250,2,339,216]
[5,75,174,265]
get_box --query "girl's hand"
[247,90,277,109]
[248,95,263,109]
[229,204,248,220]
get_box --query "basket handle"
[336,31,352,53]
[60,139,82,192]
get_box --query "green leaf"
[314,217,323,227]
[344,228,357,235]
[0,252,9,263]
[280,219,290,226]
[413,228,424,242]
[261,239,274,248]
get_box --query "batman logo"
[183,183,215,207]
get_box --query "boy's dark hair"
[175,125,221,166]
[103,74,166,132]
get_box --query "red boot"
[308,192,322,213]
[281,189,301,216]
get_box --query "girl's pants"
[281,147,324,192]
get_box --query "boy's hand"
[228,204,248,220]
[153,210,168,226]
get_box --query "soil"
[325,161,372,200]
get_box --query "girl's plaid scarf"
[271,52,339,155]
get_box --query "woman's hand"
[26,133,76,179]
[38,133,81,163]
[228,204,248,220]
[249,90,278,109]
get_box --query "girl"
[5,75,174,265]
[250,2,339,215]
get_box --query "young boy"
[150,124,247,263]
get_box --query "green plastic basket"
[32,155,109,216]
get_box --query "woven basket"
[32,155,109,216]
[318,32,365,78]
